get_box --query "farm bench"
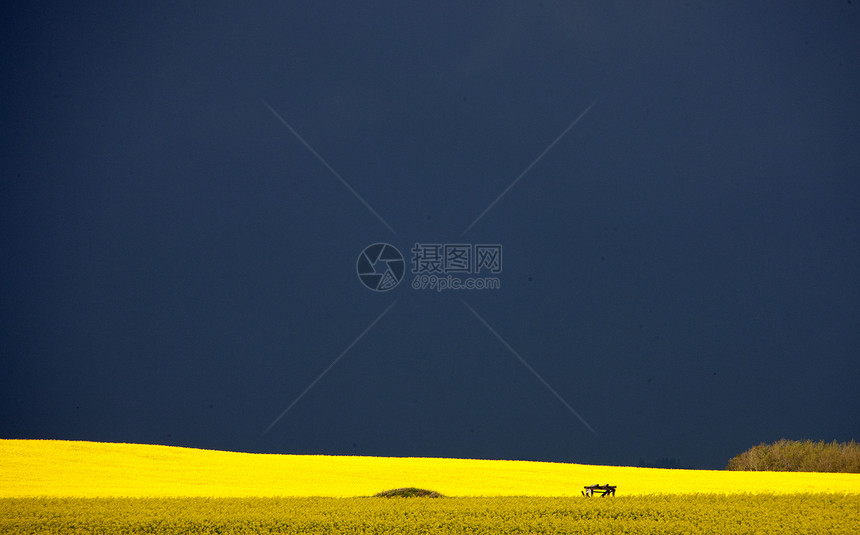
[582,484,616,497]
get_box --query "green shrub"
[373,488,444,498]
[727,439,860,472]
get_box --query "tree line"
[726,439,860,472]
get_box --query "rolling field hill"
[2,439,859,497]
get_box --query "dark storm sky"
[2,2,858,469]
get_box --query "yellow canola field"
[2,439,858,498]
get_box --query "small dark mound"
[373,487,444,498]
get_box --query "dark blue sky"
[2,2,858,469]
